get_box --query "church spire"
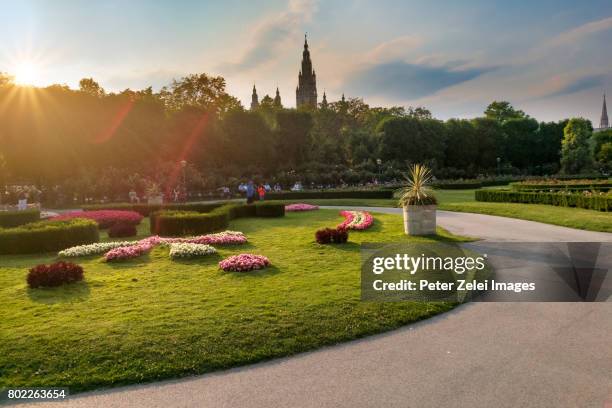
[274,87,282,107]
[250,84,259,110]
[601,93,609,129]
[320,90,328,108]
[296,33,317,108]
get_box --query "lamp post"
[180,160,187,201]
[376,158,383,181]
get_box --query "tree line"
[0,72,609,202]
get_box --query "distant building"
[595,93,609,132]
[250,85,259,110]
[296,35,317,108]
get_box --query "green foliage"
[484,101,526,123]
[266,190,393,200]
[83,202,226,216]
[254,202,286,217]
[475,189,610,211]
[397,164,437,206]
[592,129,612,172]
[510,179,612,192]
[0,219,99,254]
[561,118,594,174]
[0,209,40,228]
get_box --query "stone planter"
[147,195,164,205]
[403,205,436,235]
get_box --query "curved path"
[14,209,612,408]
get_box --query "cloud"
[537,74,607,99]
[343,60,495,100]
[220,0,317,73]
[365,35,423,63]
[546,16,612,47]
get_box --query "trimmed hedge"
[0,209,41,228]
[266,190,393,200]
[432,181,482,190]
[0,219,99,254]
[475,190,611,211]
[510,181,612,192]
[150,203,286,236]
[82,202,226,216]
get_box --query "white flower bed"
[59,241,137,257]
[169,243,217,259]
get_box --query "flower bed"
[169,243,217,259]
[59,241,137,257]
[315,227,348,244]
[104,238,156,261]
[27,261,84,288]
[219,254,270,272]
[337,210,374,230]
[285,203,320,212]
[50,210,143,229]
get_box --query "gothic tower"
[250,85,259,110]
[320,90,328,109]
[600,93,609,129]
[274,87,282,107]
[296,34,317,108]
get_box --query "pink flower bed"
[104,239,155,261]
[285,203,319,212]
[50,210,143,229]
[219,254,270,272]
[338,210,374,230]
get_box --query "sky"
[1,0,611,122]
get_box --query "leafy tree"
[502,117,539,169]
[444,119,478,170]
[377,117,446,167]
[406,106,432,119]
[592,129,612,172]
[79,78,105,97]
[561,118,594,174]
[159,73,241,114]
[471,117,504,170]
[484,101,526,123]
[275,110,313,169]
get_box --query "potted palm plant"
[398,164,437,235]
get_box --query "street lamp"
[180,160,187,201]
[376,158,383,180]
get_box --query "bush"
[475,190,611,211]
[27,261,84,288]
[108,223,137,238]
[0,209,40,228]
[266,190,393,200]
[50,210,143,228]
[255,203,285,217]
[150,203,286,236]
[432,181,482,189]
[82,202,226,216]
[315,227,349,244]
[0,219,99,254]
[510,180,612,192]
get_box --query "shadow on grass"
[104,253,153,269]
[170,253,223,266]
[27,280,91,304]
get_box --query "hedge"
[475,190,611,211]
[432,181,482,190]
[150,203,286,236]
[510,181,612,192]
[82,202,226,216]
[0,219,99,254]
[266,190,393,200]
[0,209,41,228]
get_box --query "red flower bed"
[27,261,84,288]
[315,227,349,244]
[50,210,143,229]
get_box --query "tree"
[592,129,612,172]
[471,117,504,170]
[159,73,241,113]
[79,78,105,97]
[444,119,478,171]
[561,118,593,174]
[275,110,313,169]
[484,101,526,123]
[502,117,539,169]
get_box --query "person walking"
[246,180,256,204]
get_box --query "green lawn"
[0,210,467,392]
[285,188,612,232]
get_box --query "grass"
[282,187,612,232]
[0,210,469,392]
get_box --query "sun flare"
[14,61,41,86]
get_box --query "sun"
[14,61,41,86]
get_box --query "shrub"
[108,223,138,238]
[475,190,611,211]
[266,190,393,200]
[397,164,437,206]
[0,219,99,255]
[82,202,227,216]
[0,209,40,228]
[50,210,143,228]
[316,227,349,244]
[510,179,612,192]
[27,261,84,288]
[255,203,285,217]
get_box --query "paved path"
[13,209,612,408]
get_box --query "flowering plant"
[315,227,348,244]
[338,210,373,230]
[169,243,217,259]
[219,254,270,272]
[104,239,156,261]
[59,241,137,257]
[285,203,319,212]
[50,210,143,229]
[27,261,84,288]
